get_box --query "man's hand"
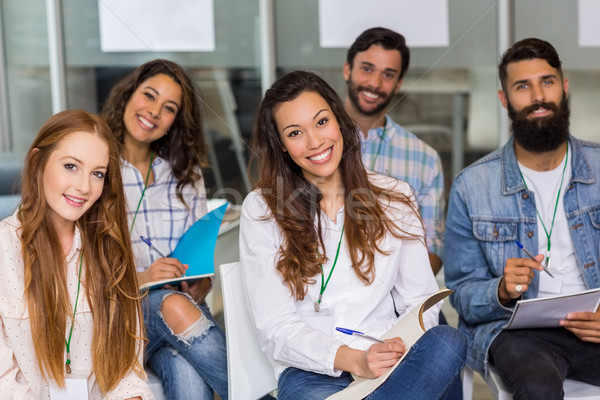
[560,308,600,343]
[498,254,544,305]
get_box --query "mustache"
[516,101,560,118]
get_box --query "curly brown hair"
[249,71,423,300]
[18,110,144,393]
[100,59,207,204]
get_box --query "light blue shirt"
[361,117,445,259]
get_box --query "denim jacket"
[444,135,600,374]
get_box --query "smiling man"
[343,27,445,275]
[444,38,600,399]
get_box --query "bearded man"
[444,38,600,400]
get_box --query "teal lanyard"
[370,119,387,171]
[129,151,154,234]
[314,224,345,312]
[65,251,84,374]
[517,143,568,270]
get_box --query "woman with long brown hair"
[101,59,227,400]
[0,109,151,399]
[240,71,466,399]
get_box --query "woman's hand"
[334,337,406,379]
[138,258,187,285]
[180,278,213,304]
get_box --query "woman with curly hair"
[101,59,227,400]
[0,109,152,399]
[240,71,467,399]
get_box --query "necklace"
[370,118,387,171]
[518,143,569,270]
[129,150,154,233]
[65,251,84,374]
[314,224,345,312]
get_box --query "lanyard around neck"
[518,143,569,270]
[314,224,345,312]
[65,250,84,374]
[370,118,387,171]
[129,150,154,233]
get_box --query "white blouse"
[0,213,154,399]
[239,174,440,378]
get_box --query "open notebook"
[140,202,228,291]
[326,288,453,400]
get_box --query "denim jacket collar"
[501,135,596,196]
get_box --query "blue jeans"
[143,289,228,400]
[489,328,600,400]
[277,325,467,400]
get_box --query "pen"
[335,327,384,343]
[515,240,554,278]
[140,236,167,258]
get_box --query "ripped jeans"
[143,289,228,400]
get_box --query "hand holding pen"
[138,236,187,285]
[515,240,554,278]
[336,327,406,379]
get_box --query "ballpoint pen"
[335,327,384,343]
[140,235,167,258]
[515,240,554,278]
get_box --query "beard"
[346,78,395,117]
[508,92,570,153]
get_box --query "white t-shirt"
[518,147,587,297]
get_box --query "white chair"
[462,365,600,400]
[220,262,277,400]
[147,370,166,400]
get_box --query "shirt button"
[522,193,529,200]
[527,231,534,238]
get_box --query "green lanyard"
[129,150,154,233]
[518,143,568,270]
[65,251,84,374]
[370,119,387,171]
[314,224,345,312]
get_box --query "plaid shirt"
[360,116,445,258]
[122,156,207,271]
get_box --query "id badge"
[540,269,563,294]
[49,376,89,400]
[301,307,334,335]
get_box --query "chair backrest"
[220,262,277,400]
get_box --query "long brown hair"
[18,110,144,392]
[250,71,422,300]
[100,59,207,204]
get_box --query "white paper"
[98,0,215,52]
[318,0,449,48]
[578,0,600,47]
[504,288,600,330]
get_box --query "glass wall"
[2,0,600,201]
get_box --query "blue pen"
[515,240,554,278]
[335,327,384,343]
[140,236,167,258]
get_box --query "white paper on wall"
[318,0,449,48]
[578,0,600,47]
[98,0,215,52]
